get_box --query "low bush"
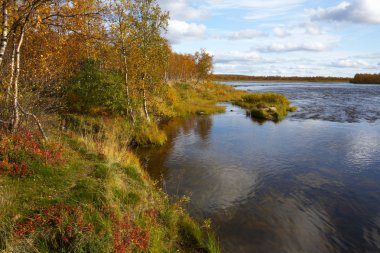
[0,131,63,177]
[14,204,95,251]
[65,59,128,115]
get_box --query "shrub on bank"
[64,59,128,115]
[0,131,63,177]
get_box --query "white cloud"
[258,42,333,53]
[205,0,304,9]
[205,0,305,20]
[273,27,291,37]
[215,51,263,63]
[273,23,323,37]
[158,0,208,20]
[224,29,267,40]
[352,53,380,60]
[310,0,380,24]
[299,22,323,35]
[166,20,207,44]
[332,59,370,68]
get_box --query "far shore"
[212,74,352,83]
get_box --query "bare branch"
[18,104,48,141]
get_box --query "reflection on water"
[137,82,380,253]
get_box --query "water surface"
[138,82,380,253]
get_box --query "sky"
[158,0,380,77]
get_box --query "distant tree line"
[351,74,380,84]
[167,49,213,83]
[213,74,352,83]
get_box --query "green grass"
[234,93,297,122]
[161,82,247,117]
[163,82,295,123]
[0,128,220,252]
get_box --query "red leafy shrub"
[107,209,150,252]
[0,160,30,177]
[15,204,94,247]
[0,131,64,176]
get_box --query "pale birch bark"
[123,53,136,123]
[12,27,25,132]
[6,36,16,105]
[0,1,9,67]
[118,8,136,123]
[142,86,150,122]
[141,73,150,122]
[9,27,48,140]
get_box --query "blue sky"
[158,0,380,77]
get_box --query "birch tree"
[195,49,213,84]
[111,0,135,122]
[124,0,169,122]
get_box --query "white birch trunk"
[142,85,150,122]
[0,1,9,67]
[6,36,16,104]
[123,53,135,123]
[12,28,25,132]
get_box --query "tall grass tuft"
[234,93,297,121]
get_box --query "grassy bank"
[164,82,247,116]
[0,82,294,252]
[0,126,219,252]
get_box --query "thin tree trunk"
[142,84,150,122]
[8,27,47,141]
[6,36,16,105]
[123,53,135,123]
[0,1,8,67]
[12,28,25,132]
[118,11,135,124]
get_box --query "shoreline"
[0,81,295,252]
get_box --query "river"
[138,82,380,253]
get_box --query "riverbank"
[0,82,243,252]
[0,82,294,252]
[0,128,220,252]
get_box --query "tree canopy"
[0,0,214,135]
